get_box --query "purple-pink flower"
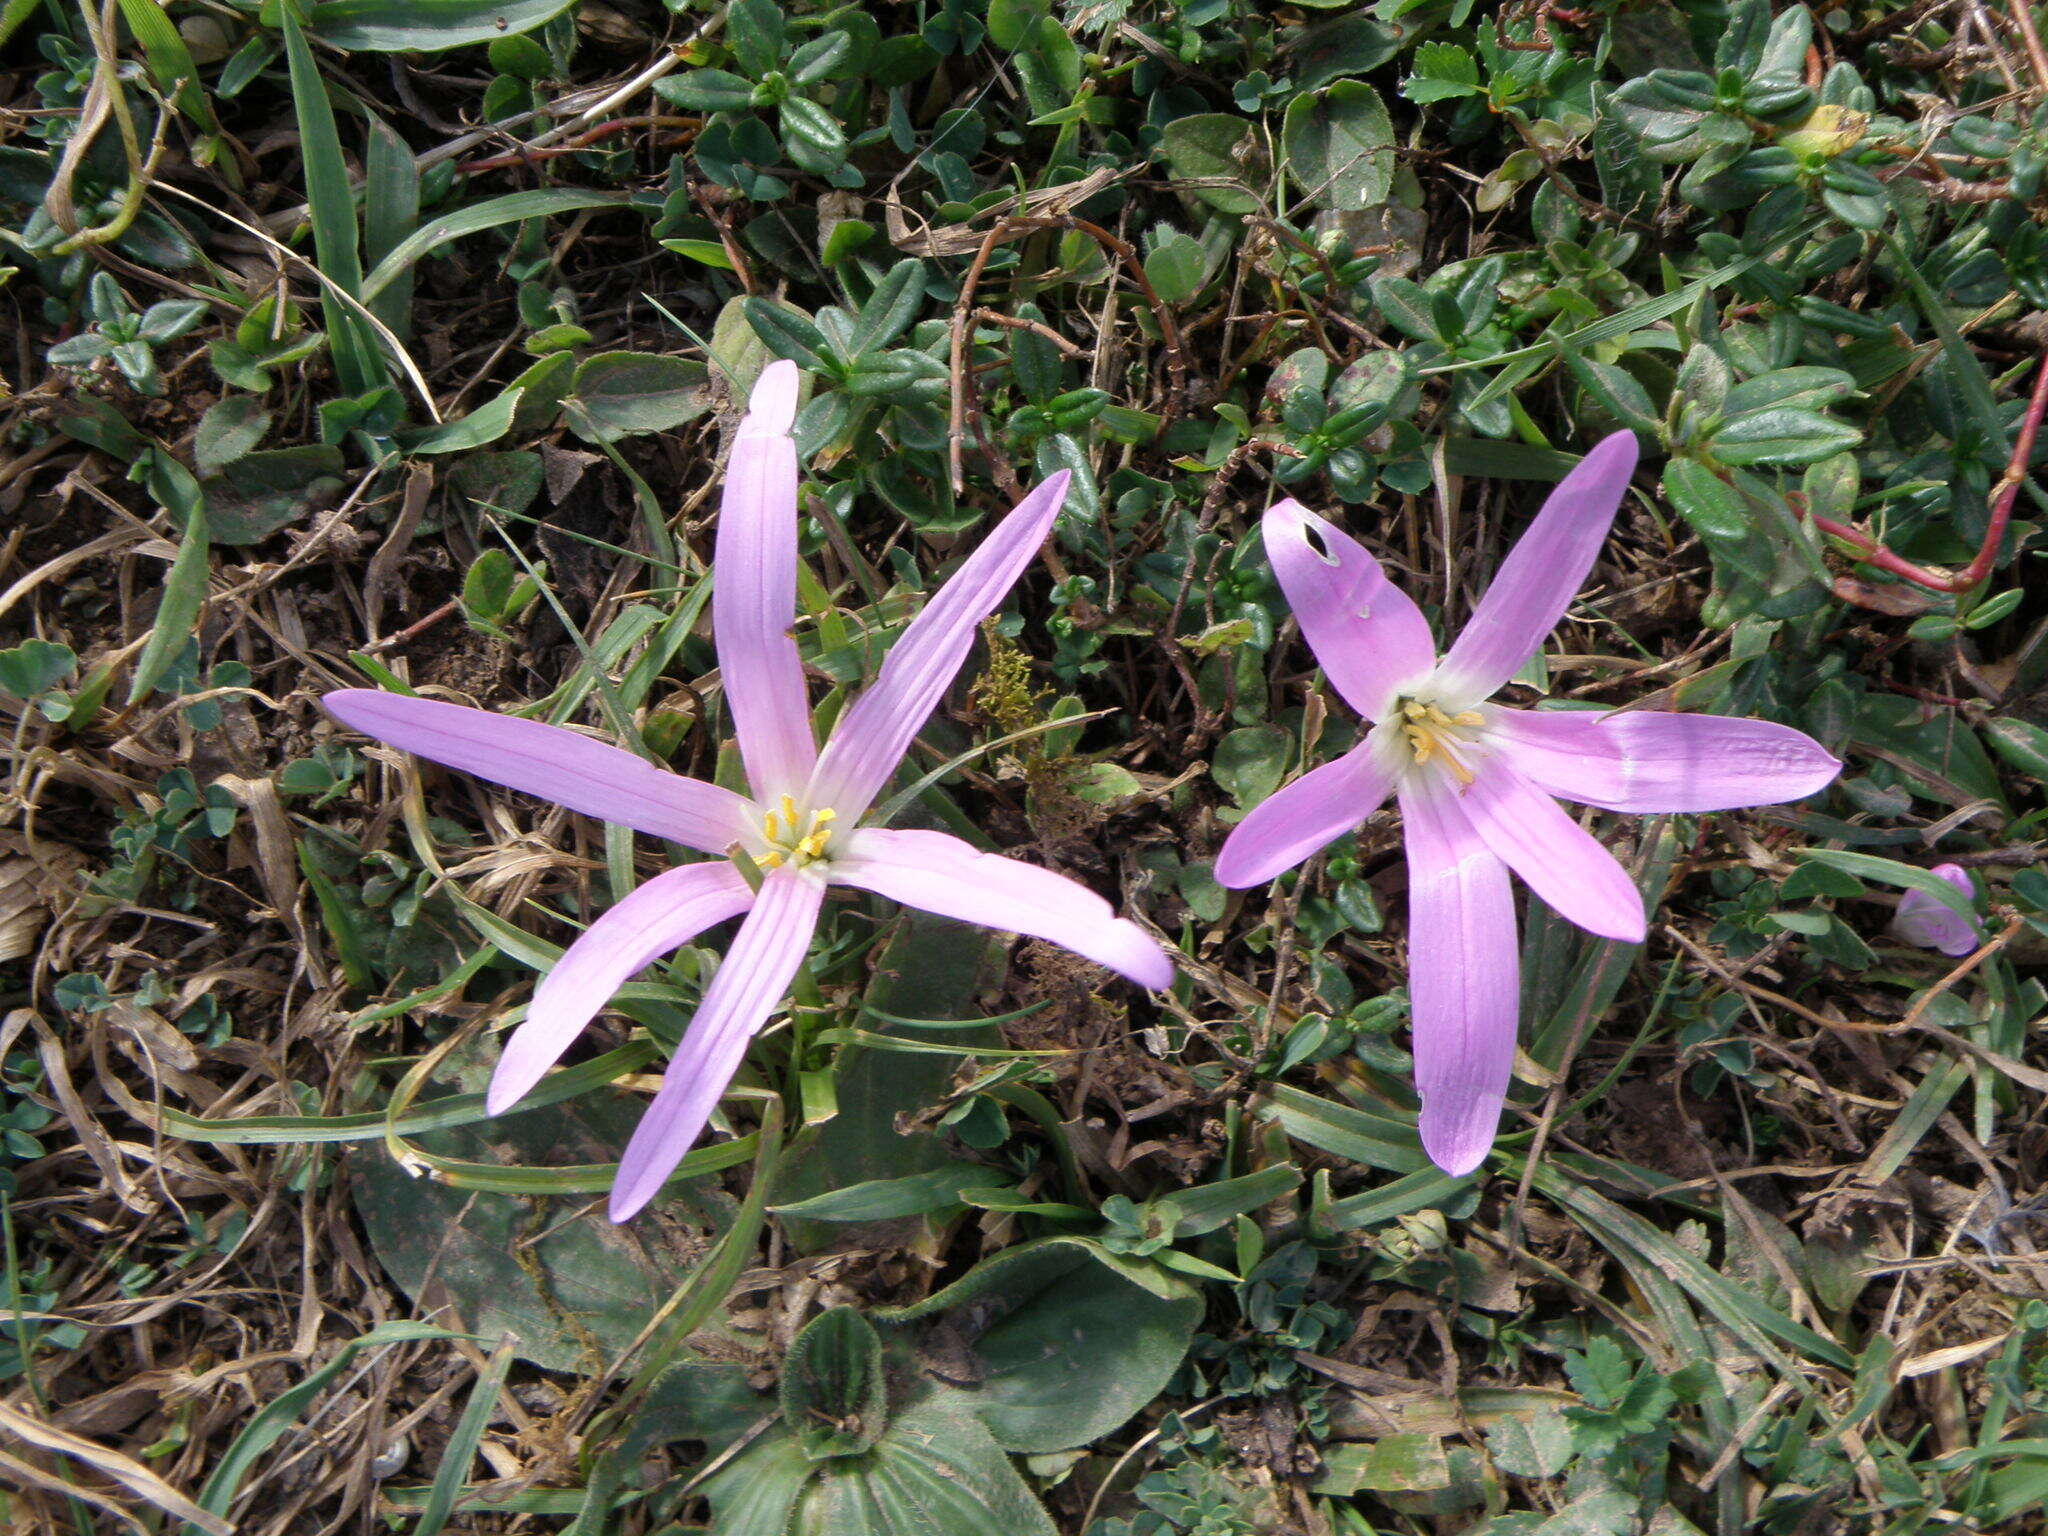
[1214,434,1841,1176]
[1891,863,1980,957]
[326,361,1170,1220]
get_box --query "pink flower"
[326,361,1169,1220]
[1890,863,1980,958]
[1214,434,1841,1176]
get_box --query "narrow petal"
[1214,737,1399,888]
[1262,499,1437,721]
[1892,864,1980,957]
[1492,707,1841,813]
[610,867,825,1221]
[1434,432,1640,702]
[1455,757,1646,942]
[325,690,753,853]
[488,862,757,1115]
[1400,777,1519,1176]
[831,826,1172,989]
[716,358,815,802]
[807,473,1070,819]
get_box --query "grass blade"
[279,4,383,396]
[184,1322,460,1534]
[412,1337,516,1536]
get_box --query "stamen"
[1393,696,1484,788]
[756,799,841,868]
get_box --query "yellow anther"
[1394,695,1483,787]
[756,799,841,869]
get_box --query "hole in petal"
[1298,519,1340,567]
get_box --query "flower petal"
[1457,757,1646,942]
[831,826,1172,989]
[1491,707,1841,813]
[488,862,757,1115]
[325,690,754,853]
[1400,776,1519,1177]
[716,358,816,802]
[609,866,825,1221]
[807,473,1070,819]
[1434,432,1640,702]
[1214,736,1398,888]
[1892,864,1980,957]
[1263,499,1437,721]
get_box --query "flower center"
[1396,698,1486,786]
[757,795,837,869]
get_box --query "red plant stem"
[1806,354,2048,596]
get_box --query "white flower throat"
[756,795,838,869]
[1392,696,1488,786]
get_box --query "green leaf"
[1562,351,1659,435]
[363,111,420,336]
[360,189,627,304]
[128,502,211,704]
[1168,1164,1300,1236]
[280,6,380,396]
[1255,1082,1432,1174]
[398,386,524,454]
[656,67,757,112]
[1986,717,2048,783]
[1282,79,1395,211]
[726,0,786,78]
[1711,406,1862,466]
[194,397,271,477]
[851,260,926,355]
[1485,1408,1574,1478]
[782,1308,888,1459]
[661,237,736,270]
[771,1164,1009,1222]
[1371,275,1439,344]
[303,0,576,52]
[789,1395,1058,1536]
[1211,724,1293,810]
[746,297,834,372]
[1403,42,1481,104]
[772,914,1003,1249]
[115,0,219,130]
[565,352,712,441]
[1159,114,1261,215]
[461,549,517,622]
[1143,229,1208,305]
[355,1087,736,1372]
[878,1238,1201,1452]
[202,447,347,545]
[1722,366,1856,415]
[0,639,78,698]
[1662,459,1751,543]
[1291,12,1408,90]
